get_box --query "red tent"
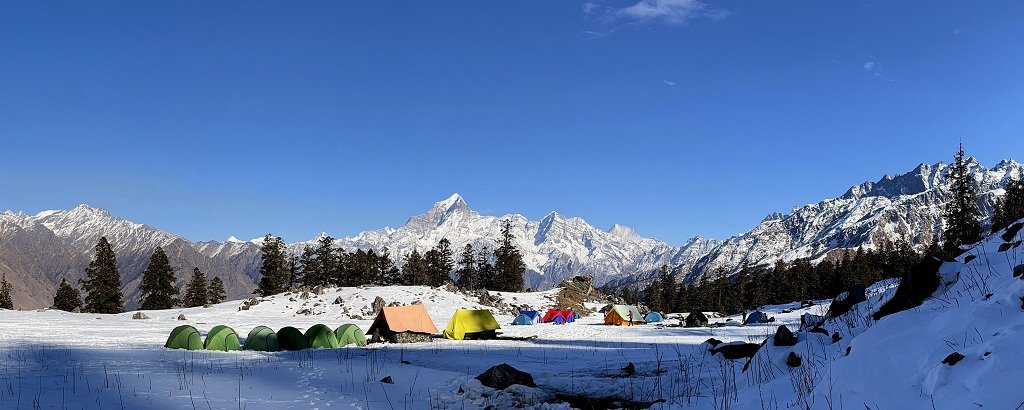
[542,309,575,323]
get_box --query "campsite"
[3,230,1024,409]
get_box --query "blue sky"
[1,1,1023,244]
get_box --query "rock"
[1014,264,1024,278]
[874,256,945,320]
[808,327,829,336]
[704,338,723,349]
[475,364,536,390]
[622,362,635,377]
[313,303,321,307]
[710,342,761,360]
[372,296,386,315]
[299,292,311,300]
[380,376,394,384]
[333,296,344,305]
[942,352,965,366]
[72,307,82,313]
[831,332,842,343]
[388,301,402,307]
[799,313,826,331]
[786,352,802,367]
[312,285,324,295]
[964,255,976,263]
[296,308,313,316]
[773,325,797,347]
[177,314,187,321]
[800,300,815,308]
[411,300,423,305]
[1001,222,1024,242]
[289,297,297,302]
[132,312,149,320]
[240,304,251,311]
[203,304,212,308]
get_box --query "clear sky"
[1,1,1023,245]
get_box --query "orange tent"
[366,304,439,342]
[603,305,645,326]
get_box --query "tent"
[366,304,439,343]
[278,326,310,351]
[604,305,645,326]
[645,311,665,323]
[165,325,203,350]
[243,326,279,352]
[204,325,241,351]
[443,309,501,340]
[512,314,535,325]
[744,311,769,325]
[542,309,574,323]
[520,310,541,324]
[685,310,709,327]
[572,311,581,320]
[551,315,566,324]
[305,324,340,349]
[334,324,367,347]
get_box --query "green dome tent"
[304,324,340,349]
[165,325,203,350]
[243,326,279,352]
[204,325,241,351]
[334,324,367,347]
[278,326,310,351]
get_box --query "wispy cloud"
[585,0,730,28]
[663,80,678,86]
[863,61,876,71]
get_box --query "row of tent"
[165,323,367,352]
[351,304,504,341]
[511,309,581,325]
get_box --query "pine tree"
[477,247,495,290]
[138,247,179,310]
[425,238,455,287]
[992,176,1024,233]
[81,237,124,314]
[943,144,983,255]
[0,273,13,309]
[208,277,226,304]
[183,267,209,307]
[456,243,479,290]
[255,234,289,296]
[492,220,525,292]
[401,250,430,285]
[313,235,341,286]
[53,278,82,311]
[658,265,676,312]
[643,279,663,312]
[375,247,401,285]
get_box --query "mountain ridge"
[2,158,1022,309]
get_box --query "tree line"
[2,237,228,312]
[254,219,526,296]
[636,240,922,315]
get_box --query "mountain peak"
[608,224,638,238]
[432,193,469,214]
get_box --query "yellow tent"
[443,309,501,340]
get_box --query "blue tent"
[512,314,535,325]
[744,311,769,325]
[564,313,575,323]
[551,315,566,324]
[573,311,581,320]
[520,310,541,324]
[644,311,664,323]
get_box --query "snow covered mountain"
[681,158,1023,282]
[1,158,1021,309]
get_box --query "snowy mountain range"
[1,158,1021,309]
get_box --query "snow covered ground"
[1,223,1022,409]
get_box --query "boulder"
[827,284,866,318]
[711,342,761,360]
[371,296,386,315]
[132,312,149,320]
[333,296,344,305]
[831,332,842,343]
[786,352,802,367]
[296,308,313,316]
[177,314,187,321]
[621,362,635,377]
[475,364,536,390]
[1001,222,1024,242]
[773,325,797,347]
[942,352,965,366]
[799,313,826,331]
[874,256,945,320]
[380,376,394,384]
[1013,264,1024,278]
[72,307,82,313]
